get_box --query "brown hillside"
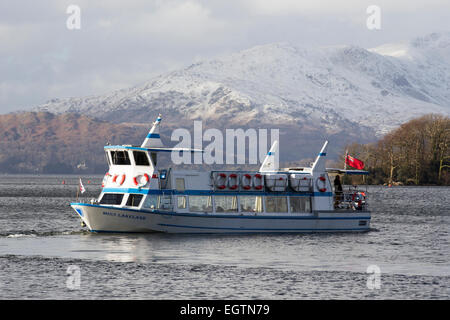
[0,112,148,173]
[0,111,376,174]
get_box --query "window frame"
[188,195,213,213]
[289,196,312,213]
[214,195,238,213]
[132,151,150,166]
[142,195,160,210]
[239,195,263,213]
[126,194,144,207]
[99,193,125,205]
[265,196,288,213]
[104,151,111,166]
[177,195,187,209]
[175,178,185,192]
[110,150,132,165]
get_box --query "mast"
[141,114,164,148]
[311,141,328,173]
[76,177,80,202]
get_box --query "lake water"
[0,174,448,299]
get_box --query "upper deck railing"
[334,188,368,211]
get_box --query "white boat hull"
[71,203,371,234]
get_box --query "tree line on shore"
[338,114,449,186]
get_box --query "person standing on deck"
[334,175,343,207]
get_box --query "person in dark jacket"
[334,175,343,207]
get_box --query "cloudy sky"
[1,0,449,113]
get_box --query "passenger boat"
[70,115,371,233]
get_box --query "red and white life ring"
[352,192,363,209]
[241,174,252,190]
[316,176,327,192]
[352,192,365,201]
[133,173,150,187]
[216,173,227,190]
[112,173,126,186]
[228,173,238,190]
[253,173,263,190]
[102,172,112,188]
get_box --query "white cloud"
[0,0,449,113]
[241,0,450,15]
[133,1,227,42]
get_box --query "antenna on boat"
[259,141,278,172]
[311,140,328,173]
[141,114,164,148]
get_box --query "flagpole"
[344,149,348,170]
[76,177,80,202]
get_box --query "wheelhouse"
[105,146,154,168]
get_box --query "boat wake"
[1,230,88,238]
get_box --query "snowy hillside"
[33,32,450,159]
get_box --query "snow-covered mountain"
[34,32,450,159]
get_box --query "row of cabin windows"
[100,193,311,213]
[177,195,312,213]
[107,150,151,166]
[99,193,143,207]
[99,193,172,209]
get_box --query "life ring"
[316,176,327,192]
[352,192,363,209]
[253,174,263,190]
[228,173,238,190]
[241,174,252,190]
[102,172,112,188]
[112,173,126,186]
[352,192,365,202]
[133,173,150,187]
[216,173,227,190]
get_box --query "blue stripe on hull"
[158,223,369,232]
[90,227,369,234]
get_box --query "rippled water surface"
[0,174,449,299]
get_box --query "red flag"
[345,155,365,170]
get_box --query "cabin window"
[265,196,288,213]
[105,152,111,166]
[240,196,263,213]
[214,196,238,213]
[159,195,173,210]
[290,197,312,213]
[99,193,124,205]
[142,195,160,209]
[151,152,157,166]
[177,196,187,209]
[126,194,143,207]
[189,196,212,212]
[110,151,131,165]
[175,178,185,191]
[133,151,150,166]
